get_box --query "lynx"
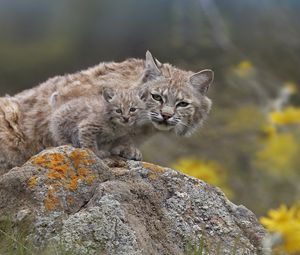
[49,88,146,160]
[51,51,214,137]
[0,51,213,173]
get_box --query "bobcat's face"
[144,78,212,136]
[104,89,146,127]
[141,51,214,136]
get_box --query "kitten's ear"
[103,87,115,102]
[143,50,162,81]
[137,87,149,101]
[189,69,214,95]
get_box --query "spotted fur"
[49,88,146,159]
[0,51,213,173]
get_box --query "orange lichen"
[70,150,96,169]
[28,175,38,188]
[31,154,49,167]
[44,190,60,211]
[30,149,97,211]
[142,162,166,173]
[47,164,69,179]
[67,196,75,205]
[84,173,96,184]
[67,176,79,191]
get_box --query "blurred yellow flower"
[270,107,300,125]
[233,60,254,78]
[283,81,298,95]
[255,133,298,175]
[172,158,233,198]
[260,204,300,254]
[260,124,277,138]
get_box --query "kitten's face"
[104,90,146,127]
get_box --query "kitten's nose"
[123,117,129,122]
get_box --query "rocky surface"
[0,145,266,254]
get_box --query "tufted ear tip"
[189,69,214,94]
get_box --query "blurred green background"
[1,0,300,217]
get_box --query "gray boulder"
[0,145,265,254]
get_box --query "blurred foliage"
[261,204,300,254]
[1,0,300,220]
[172,158,233,198]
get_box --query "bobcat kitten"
[49,88,146,159]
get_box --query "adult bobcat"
[0,51,213,173]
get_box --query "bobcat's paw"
[111,145,142,161]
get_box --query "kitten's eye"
[176,102,189,107]
[116,109,122,114]
[151,94,163,102]
[129,107,137,112]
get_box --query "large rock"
[0,146,265,254]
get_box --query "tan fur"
[0,97,28,173]
[0,51,213,173]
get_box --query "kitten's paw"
[111,145,142,161]
[95,150,111,159]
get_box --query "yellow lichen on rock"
[142,162,166,180]
[142,162,166,173]
[28,175,38,188]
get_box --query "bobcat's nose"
[161,106,174,121]
[161,112,172,120]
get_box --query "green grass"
[0,217,80,255]
[0,219,253,255]
[184,234,242,255]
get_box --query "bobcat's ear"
[189,69,214,95]
[143,50,162,82]
[103,87,115,102]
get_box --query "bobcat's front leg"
[110,136,142,161]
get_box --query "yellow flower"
[233,60,254,78]
[172,158,233,198]
[255,133,298,175]
[260,124,277,138]
[270,107,300,125]
[283,82,297,95]
[260,204,300,254]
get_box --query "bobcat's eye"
[129,107,137,112]
[116,109,122,114]
[176,102,189,107]
[151,93,163,102]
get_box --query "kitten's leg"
[49,117,72,146]
[78,122,110,158]
[110,136,142,161]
